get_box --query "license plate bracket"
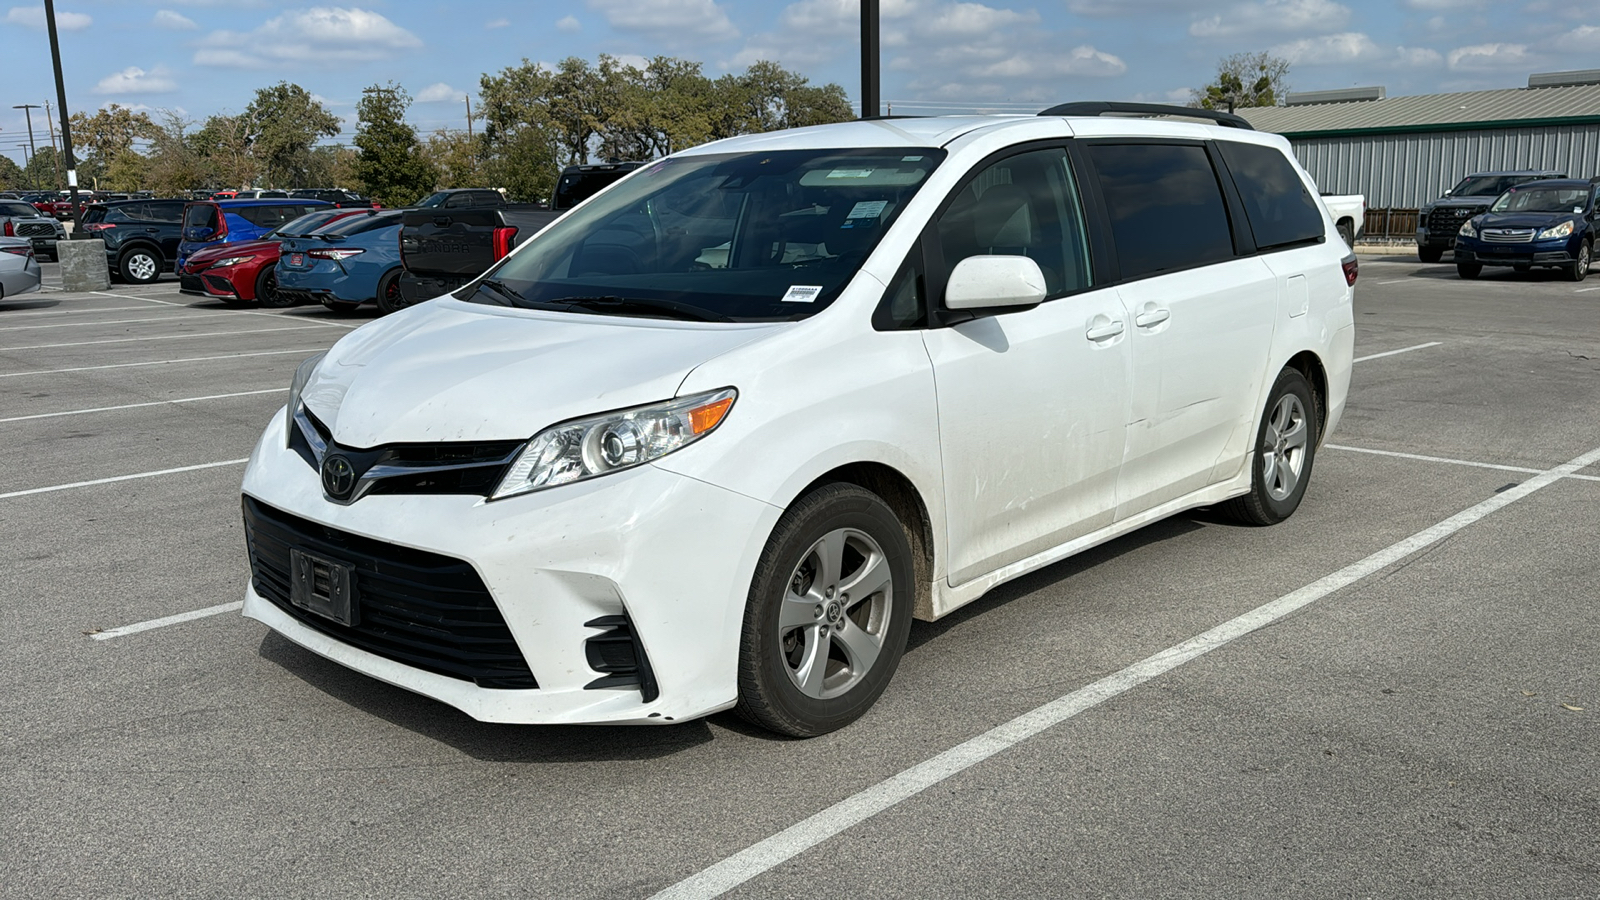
[289,549,358,626]
[289,253,304,266]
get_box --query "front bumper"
[277,262,367,305]
[240,410,782,724]
[1453,238,1579,267]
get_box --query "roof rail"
[1037,101,1254,130]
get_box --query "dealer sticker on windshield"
[781,285,823,303]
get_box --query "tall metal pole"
[43,100,61,189]
[13,105,39,161]
[43,0,81,230]
[860,0,880,119]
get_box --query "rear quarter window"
[1217,141,1324,251]
[1086,142,1235,280]
[184,204,220,231]
[235,205,320,228]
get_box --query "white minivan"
[242,103,1356,736]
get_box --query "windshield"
[416,192,450,208]
[268,210,345,238]
[468,148,945,322]
[1490,185,1591,214]
[1451,175,1543,198]
[317,211,400,236]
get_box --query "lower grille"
[179,273,205,293]
[202,274,236,295]
[243,496,538,689]
[17,223,54,237]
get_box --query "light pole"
[44,0,82,230]
[13,104,40,161]
[860,0,880,119]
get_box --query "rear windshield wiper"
[556,295,731,322]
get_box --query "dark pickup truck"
[395,163,646,309]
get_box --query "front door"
[919,146,1131,586]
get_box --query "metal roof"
[1236,83,1600,138]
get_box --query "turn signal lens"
[492,388,738,500]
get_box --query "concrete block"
[59,238,111,292]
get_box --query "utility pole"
[13,105,40,163]
[44,0,82,229]
[860,0,880,119]
[465,95,474,139]
[43,100,61,189]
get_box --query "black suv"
[76,199,188,284]
[1416,170,1564,262]
[289,188,375,208]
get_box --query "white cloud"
[1071,0,1214,15]
[5,6,92,30]
[486,17,509,29]
[153,10,197,30]
[1404,0,1484,8]
[1395,45,1444,67]
[1555,24,1600,53]
[967,45,1126,79]
[556,15,580,32]
[94,66,178,94]
[586,0,738,42]
[1273,32,1382,65]
[1446,42,1535,71]
[415,82,461,103]
[194,7,421,68]
[920,2,1037,36]
[1190,0,1350,38]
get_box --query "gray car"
[0,199,68,261]
[0,236,43,300]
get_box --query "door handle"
[1135,308,1171,328]
[1085,319,1125,341]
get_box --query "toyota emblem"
[321,454,357,500]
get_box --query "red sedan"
[179,208,372,307]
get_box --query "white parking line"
[90,290,182,306]
[1329,443,1600,483]
[1574,286,1600,293]
[0,458,249,500]
[0,347,325,379]
[0,305,156,318]
[0,312,233,332]
[649,441,1600,900]
[91,602,244,641]
[0,323,327,352]
[1376,279,1409,285]
[1353,341,1442,363]
[0,388,283,424]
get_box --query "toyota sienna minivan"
[241,103,1357,736]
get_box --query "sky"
[2,0,1597,165]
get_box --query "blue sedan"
[276,210,406,313]
[1454,179,1599,282]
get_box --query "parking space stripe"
[0,305,157,318]
[1353,341,1442,363]
[91,602,244,641]
[90,290,182,306]
[0,347,325,379]
[0,389,283,424]
[1329,443,1600,483]
[1574,286,1600,293]
[0,323,327,352]
[0,312,235,332]
[0,458,249,500]
[649,442,1600,900]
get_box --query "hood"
[1431,196,1496,209]
[189,238,280,264]
[1476,211,1582,230]
[302,297,784,447]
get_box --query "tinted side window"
[147,201,187,223]
[936,146,1093,298]
[1217,141,1323,251]
[1086,143,1234,279]
[184,204,219,231]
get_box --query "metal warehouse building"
[1236,71,1600,210]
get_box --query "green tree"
[422,128,483,189]
[354,83,438,206]
[68,103,156,188]
[1194,52,1290,111]
[304,145,361,192]
[0,153,24,190]
[243,82,340,187]
[144,110,204,197]
[192,113,257,189]
[22,146,61,191]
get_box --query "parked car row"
[0,199,67,260]
[0,236,42,299]
[1414,170,1596,281]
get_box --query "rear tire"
[736,483,915,737]
[1337,221,1355,248]
[256,267,293,308]
[1565,242,1590,282]
[374,269,407,315]
[1222,368,1319,527]
[1418,246,1444,264]
[1457,262,1482,279]
[118,248,161,285]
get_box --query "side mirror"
[1443,190,1452,197]
[944,255,1046,312]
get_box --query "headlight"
[1538,221,1574,240]
[214,256,254,267]
[1458,220,1477,238]
[285,351,327,445]
[491,388,737,500]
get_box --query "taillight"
[1342,254,1359,287]
[492,225,519,261]
[1,246,31,258]
[307,248,365,260]
[82,223,115,232]
[2,221,12,237]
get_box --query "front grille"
[1427,206,1484,240]
[179,273,204,293]
[244,496,538,689]
[17,223,54,237]
[1482,228,1536,243]
[291,407,523,500]
[202,274,236,295]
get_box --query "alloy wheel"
[778,528,893,700]
[1262,394,1309,502]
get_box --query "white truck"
[1319,193,1365,247]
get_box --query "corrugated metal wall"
[1288,124,1600,207]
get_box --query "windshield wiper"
[475,278,528,307]
[557,295,731,322]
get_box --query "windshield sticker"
[901,155,924,162]
[781,285,823,303]
[845,200,888,220]
[826,168,875,179]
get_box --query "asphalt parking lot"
[2,255,1596,899]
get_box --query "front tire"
[1418,246,1444,264]
[737,483,915,737]
[1223,368,1319,526]
[119,248,161,285]
[1457,262,1482,279]
[256,267,293,308]
[1565,242,1590,282]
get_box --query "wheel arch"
[1283,349,1329,444]
[791,461,937,621]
